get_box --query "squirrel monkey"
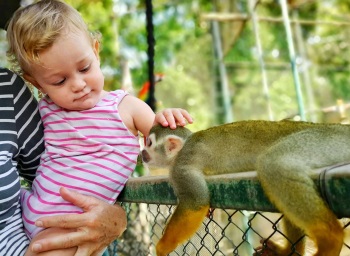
[141,120,349,256]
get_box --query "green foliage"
[118,1,212,90]
[220,1,350,122]
[1,0,349,125]
[66,0,122,92]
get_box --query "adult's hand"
[29,187,127,256]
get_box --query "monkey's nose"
[141,150,150,163]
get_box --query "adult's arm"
[29,188,127,256]
[12,71,45,183]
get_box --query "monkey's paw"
[253,239,285,256]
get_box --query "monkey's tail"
[156,204,209,256]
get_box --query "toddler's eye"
[80,65,90,72]
[53,78,66,85]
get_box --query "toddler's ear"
[93,39,100,61]
[23,73,45,93]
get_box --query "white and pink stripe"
[21,90,140,238]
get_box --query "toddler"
[7,0,192,255]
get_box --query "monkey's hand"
[253,239,288,256]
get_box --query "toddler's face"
[26,31,105,111]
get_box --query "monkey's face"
[141,133,167,169]
[141,132,185,170]
[141,134,155,161]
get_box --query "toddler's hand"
[154,108,193,129]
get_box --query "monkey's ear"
[164,135,185,158]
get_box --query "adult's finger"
[35,188,97,229]
[32,187,126,253]
[35,211,92,229]
[30,229,84,253]
[59,187,96,211]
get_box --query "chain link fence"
[106,203,350,256]
[104,166,350,256]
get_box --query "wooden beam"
[201,13,350,27]
[119,163,350,218]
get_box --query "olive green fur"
[146,120,348,256]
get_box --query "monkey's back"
[176,120,341,175]
[159,120,349,256]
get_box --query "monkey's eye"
[146,137,152,147]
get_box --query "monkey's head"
[141,125,192,170]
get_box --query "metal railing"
[107,164,350,256]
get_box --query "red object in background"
[138,73,164,101]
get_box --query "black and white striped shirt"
[0,67,44,231]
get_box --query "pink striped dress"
[21,90,140,238]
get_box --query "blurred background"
[2,2,350,254]
[1,0,350,131]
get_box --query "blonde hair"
[6,0,95,74]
